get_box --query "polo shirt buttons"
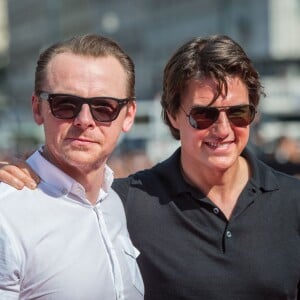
[248,187,257,196]
[226,230,232,238]
[213,207,219,214]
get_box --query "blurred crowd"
[108,149,153,178]
[258,135,300,178]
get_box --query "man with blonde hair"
[0,34,144,299]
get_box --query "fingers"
[14,158,41,185]
[0,159,40,190]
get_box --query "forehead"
[182,76,248,106]
[44,52,128,97]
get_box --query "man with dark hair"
[115,35,300,299]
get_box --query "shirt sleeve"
[0,220,21,299]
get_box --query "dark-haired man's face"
[169,76,250,174]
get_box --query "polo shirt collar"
[159,147,279,198]
[157,147,205,198]
[26,148,113,204]
[243,147,279,192]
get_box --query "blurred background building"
[0,0,300,177]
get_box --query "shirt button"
[248,187,257,195]
[226,230,232,238]
[213,207,219,214]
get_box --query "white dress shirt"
[0,150,144,300]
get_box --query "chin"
[62,153,100,169]
[209,157,236,171]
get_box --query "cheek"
[235,127,250,140]
[101,123,123,146]
[180,126,208,148]
[233,127,250,150]
[42,120,66,143]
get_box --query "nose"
[211,111,231,137]
[73,103,96,129]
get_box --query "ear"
[32,93,44,125]
[166,110,180,130]
[122,100,137,132]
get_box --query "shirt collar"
[156,147,279,198]
[103,164,114,193]
[154,147,203,198]
[242,147,279,193]
[26,148,114,204]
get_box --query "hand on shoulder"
[0,156,40,190]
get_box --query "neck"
[40,148,106,205]
[181,156,250,219]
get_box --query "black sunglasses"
[39,92,132,122]
[181,104,256,130]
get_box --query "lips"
[67,137,97,144]
[205,141,233,150]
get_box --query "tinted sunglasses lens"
[90,98,123,122]
[227,105,255,126]
[50,95,79,119]
[189,107,219,129]
[49,96,125,122]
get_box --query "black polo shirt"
[113,147,300,300]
